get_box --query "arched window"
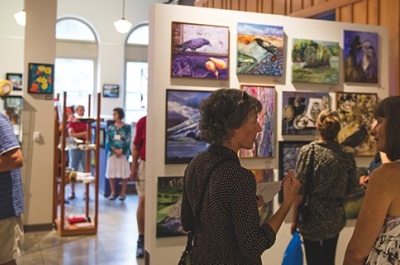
[125,23,149,124]
[54,18,98,112]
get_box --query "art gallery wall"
[146,4,388,264]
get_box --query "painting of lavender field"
[157,176,185,238]
[239,85,275,158]
[171,22,229,79]
[237,22,284,76]
[282,91,331,135]
[165,89,212,164]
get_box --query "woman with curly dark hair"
[181,88,300,265]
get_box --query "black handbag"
[178,157,230,265]
[298,143,314,223]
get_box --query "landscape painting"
[291,39,340,84]
[343,30,379,83]
[336,92,378,156]
[237,23,284,76]
[171,22,229,79]
[165,89,212,164]
[282,91,331,135]
[156,176,186,238]
[239,85,275,158]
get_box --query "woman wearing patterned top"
[106,108,131,201]
[345,96,400,264]
[291,109,357,265]
[181,88,301,265]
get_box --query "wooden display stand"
[53,92,101,236]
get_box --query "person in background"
[67,105,87,199]
[181,89,300,264]
[359,151,390,187]
[344,96,400,264]
[0,112,24,265]
[291,109,357,265]
[105,108,131,201]
[130,115,146,258]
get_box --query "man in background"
[0,111,24,265]
[130,115,146,258]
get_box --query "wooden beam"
[194,0,210,6]
[289,0,363,18]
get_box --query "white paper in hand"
[256,181,282,203]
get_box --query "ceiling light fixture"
[114,0,132,33]
[14,9,26,26]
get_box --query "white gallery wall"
[147,4,388,264]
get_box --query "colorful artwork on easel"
[291,39,340,84]
[239,85,275,158]
[237,23,284,76]
[282,91,331,135]
[343,30,379,83]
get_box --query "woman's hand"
[359,175,369,187]
[257,195,264,208]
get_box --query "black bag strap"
[185,156,231,252]
[303,143,315,200]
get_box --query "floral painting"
[343,30,379,83]
[171,22,229,79]
[282,91,331,135]
[291,39,340,84]
[239,85,275,158]
[27,63,54,94]
[336,92,378,156]
[237,23,284,76]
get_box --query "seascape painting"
[291,39,340,84]
[282,91,331,135]
[336,92,378,156]
[239,85,275,158]
[237,23,284,76]
[171,22,229,79]
[345,167,368,219]
[343,30,379,83]
[165,89,212,164]
[156,176,186,238]
[249,168,274,223]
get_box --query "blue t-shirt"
[0,113,24,219]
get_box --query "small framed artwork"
[278,141,311,203]
[291,39,340,84]
[336,92,378,156]
[239,85,275,158]
[156,176,186,238]
[6,73,23,91]
[102,84,119,98]
[171,21,229,79]
[249,168,274,223]
[165,89,212,164]
[282,91,331,136]
[27,63,54,94]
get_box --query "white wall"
[147,4,389,264]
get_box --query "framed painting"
[27,63,54,94]
[102,84,119,98]
[165,89,212,164]
[249,168,274,224]
[6,73,23,91]
[336,92,378,156]
[291,39,340,84]
[282,91,331,135]
[239,85,275,158]
[343,30,379,84]
[156,176,186,238]
[278,141,311,203]
[237,23,284,76]
[345,166,368,219]
[171,22,229,79]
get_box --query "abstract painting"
[291,39,340,84]
[156,176,186,237]
[165,89,212,164]
[282,91,331,135]
[345,166,368,219]
[237,23,284,76]
[239,85,275,158]
[249,168,274,223]
[336,92,378,156]
[343,30,379,83]
[27,63,54,94]
[278,141,310,203]
[171,22,229,79]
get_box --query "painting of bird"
[254,38,278,56]
[177,38,211,52]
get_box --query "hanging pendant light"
[114,0,132,33]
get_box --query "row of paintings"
[165,87,378,164]
[171,21,379,84]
